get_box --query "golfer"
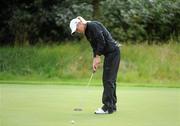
[69,16,120,114]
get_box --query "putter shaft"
[87,73,94,87]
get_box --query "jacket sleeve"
[94,31,105,56]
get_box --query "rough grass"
[0,40,179,87]
[120,42,180,85]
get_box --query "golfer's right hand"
[93,55,101,72]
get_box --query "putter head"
[73,108,83,111]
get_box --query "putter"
[73,71,94,112]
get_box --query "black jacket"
[85,21,118,57]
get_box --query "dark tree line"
[0,0,179,46]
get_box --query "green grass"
[1,84,180,126]
[0,40,180,87]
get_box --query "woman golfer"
[70,16,120,114]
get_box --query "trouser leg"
[102,48,120,112]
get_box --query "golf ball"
[71,120,75,124]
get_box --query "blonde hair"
[76,16,87,24]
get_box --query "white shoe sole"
[94,108,109,114]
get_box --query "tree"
[101,0,180,42]
[92,0,100,20]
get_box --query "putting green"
[0,84,180,126]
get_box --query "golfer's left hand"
[93,55,101,72]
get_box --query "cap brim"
[71,30,76,35]
[71,28,76,35]
[71,32,75,35]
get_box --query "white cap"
[69,18,80,34]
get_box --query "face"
[76,22,85,33]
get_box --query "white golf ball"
[71,120,75,124]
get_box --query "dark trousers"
[102,47,120,111]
